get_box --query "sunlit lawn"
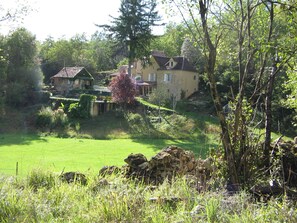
[0,134,214,177]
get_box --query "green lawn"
[0,134,213,177]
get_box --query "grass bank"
[0,133,212,177]
[0,104,220,177]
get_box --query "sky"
[0,0,173,42]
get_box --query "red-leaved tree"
[108,71,136,108]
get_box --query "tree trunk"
[264,60,277,167]
[199,0,239,185]
[263,1,275,168]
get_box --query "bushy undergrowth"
[68,94,96,119]
[35,106,69,131]
[1,171,297,222]
[124,111,216,141]
[154,114,198,139]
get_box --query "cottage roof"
[172,56,197,72]
[152,55,197,72]
[51,67,94,79]
[152,55,170,69]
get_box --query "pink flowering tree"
[108,71,136,109]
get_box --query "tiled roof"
[172,56,197,72]
[152,55,197,72]
[153,55,169,69]
[52,67,87,79]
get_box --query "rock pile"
[114,145,214,185]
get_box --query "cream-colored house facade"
[131,52,199,100]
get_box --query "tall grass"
[1,170,297,222]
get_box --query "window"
[135,75,142,81]
[164,73,172,82]
[148,73,156,82]
[194,75,197,80]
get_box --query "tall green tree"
[5,28,43,107]
[99,0,162,75]
[39,33,125,84]
[0,3,32,111]
[151,23,186,57]
[40,38,75,82]
[0,35,7,115]
[90,31,125,71]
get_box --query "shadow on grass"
[78,111,131,139]
[0,134,48,146]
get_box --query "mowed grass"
[0,133,210,177]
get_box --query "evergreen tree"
[99,0,162,75]
[5,28,43,107]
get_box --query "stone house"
[131,51,199,100]
[51,67,94,95]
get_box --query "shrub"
[125,112,151,136]
[35,106,69,130]
[68,94,96,119]
[68,102,80,118]
[35,107,54,129]
[79,94,96,118]
[126,112,143,125]
[53,108,69,129]
[27,169,56,191]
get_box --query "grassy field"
[0,104,221,177]
[0,133,213,177]
[1,106,297,222]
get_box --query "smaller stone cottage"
[51,67,94,95]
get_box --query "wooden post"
[16,162,18,176]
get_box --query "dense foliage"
[68,94,96,119]
[39,33,126,84]
[2,28,43,107]
[35,106,69,131]
[109,72,136,106]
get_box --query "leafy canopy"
[109,71,136,105]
